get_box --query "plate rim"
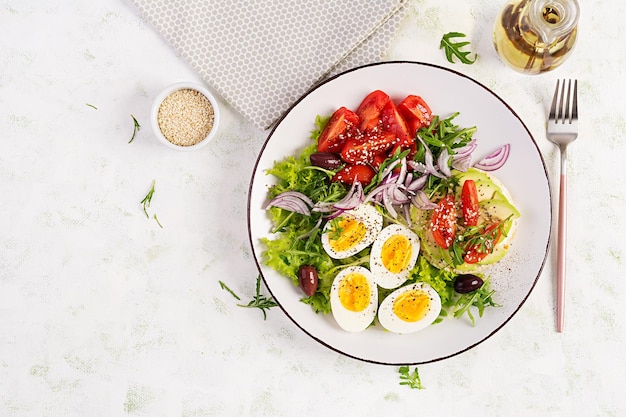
[246,60,552,365]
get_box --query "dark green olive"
[309,152,343,170]
[454,274,484,294]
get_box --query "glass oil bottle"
[493,0,579,74]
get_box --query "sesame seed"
[157,88,214,146]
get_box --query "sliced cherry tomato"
[380,99,412,145]
[340,131,396,165]
[462,248,488,264]
[463,222,503,264]
[461,179,480,227]
[430,194,457,249]
[397,95,433,137]
[317,107,359,153]
[331,164,376,185]
[370,153,388,171]
[355,90,390,132]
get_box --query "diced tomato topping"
[461,179,480,227]
[317,107,359,153]
[430,194,457,249]
[355,90,390,132]
[331,164,376,185]
[340,131,396,165]
[398,95,433,137]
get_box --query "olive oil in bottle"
[493,0,579,74]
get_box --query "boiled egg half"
[321,204,383,259]
[377,282,441,334]
[330,266,378,332]
[369,224,420,289]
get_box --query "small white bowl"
[151,82,220,151]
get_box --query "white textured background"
[1,0,625,416]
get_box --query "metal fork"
[547,79,578,333]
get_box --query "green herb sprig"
[219,280,241,300]
[220,276,277,320]
[238,275,278,320]
[140,180,163,227]
[440,32,477,65]
[450,216,511,267]
[129,114,141,143]
[452,279,499,326]
[399,366,425,390]
[140,180,156,218]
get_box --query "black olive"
[453,274,484,294]
[309,152,343,170]
[298,265,319,296]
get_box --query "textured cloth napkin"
[129,0,407,130]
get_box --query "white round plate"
[247,62,551,365]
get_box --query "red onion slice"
[451,154,472,171]
[473,144,510,171]
[437,148,452,177]
[407,160,428,174]
[454,138,477,157]
[266,191,313,215]
[332,181,364,211]
[407,174,428,192]
[412,190,438,210]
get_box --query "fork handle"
[556,149,567,332]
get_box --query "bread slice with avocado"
[410,168,519,274]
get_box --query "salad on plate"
[261,89,520,334]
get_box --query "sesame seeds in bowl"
[151,82,220,150]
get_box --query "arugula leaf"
[140,180,156,219]
[399,366,425,390]
[452,277,500,326]
[440,32,477,65]
[219,280,241,300]
[237,275,278,320]
[129,114,141,143]
[153,213,164,228]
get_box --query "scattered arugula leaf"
[140,179,156,219]
[237,275,278,320]
[129,114,141,143]
[399,366,425,390]
[86,103,97,110]
[219,280,241,300]
[440,32,477,65]
[452,277,499,326]
[153,213,164,228]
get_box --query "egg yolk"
[338,273,371,312]
[329,217,367,253]
[381,234,412,273]
[393,290,430,322]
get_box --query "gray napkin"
[130,0,407,130]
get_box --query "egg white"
[369,224,420,289]
[377,282,441,334]
[330,266,378,332]
[321,204,383,259]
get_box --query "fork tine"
[564,80,571,123]
[549,79,560,121]
[572,80,578,121]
